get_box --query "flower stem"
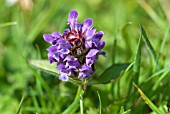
[75,86,84,114]
[80,94,83,114]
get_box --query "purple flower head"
[43,10,105,81]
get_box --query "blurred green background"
[0,0,170,114]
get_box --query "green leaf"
[89,63,130,84]
[62,91,84,114]
[140,25,157,67]
[133,82,164,114]
[133,27,142,84]
[29,60,58,76]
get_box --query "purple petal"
[99,51,106,57]
[64,55,80,67]
[57,39,67,44]
[68,61,80,67]
[83,73,91,79]
[85,28,96,40]
[54,53,60,62]
[67,65,78,71]
[60,49,70,54]
[82,18,93,33]
[47,46,57,53]
[65,43,72,49]
[86,57,97,66]
[79,64,93,73]
[86,49,99,57]
[68,10,78,30]
[57,39,72,49]
[78,72,83,78]
[78,64,93,78]
[68,10,78,24]
[94,31,104,40]
[91,32,103,48]
[48,52,53,57]
[52,32,61,38]
[59,73,69,81]
[74,22,83,31]
[85,40,92,48]
[98,40,105,50]
[64,55,74,62]
[51,40,57,45]
[86,58,91,66]
[63,29,70,35]
[78,72,91,79]
[48,56,56,64]
[57,64,66,70]
[43,34,54,43]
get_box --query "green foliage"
[1,0,170,114]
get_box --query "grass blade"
[62,91,84,114]
[122,22,133,56]
[0,22,17,27]
[97,91,102,114]
[140,25,157,67]
[144,67,170,83]
[30,87,40,113]
[133,82,164,114]
[133,27,142,84]
[152,70,170,91]
[160,25,170,54]
[15,94,25,114]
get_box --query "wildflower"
[43,10,105,81]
